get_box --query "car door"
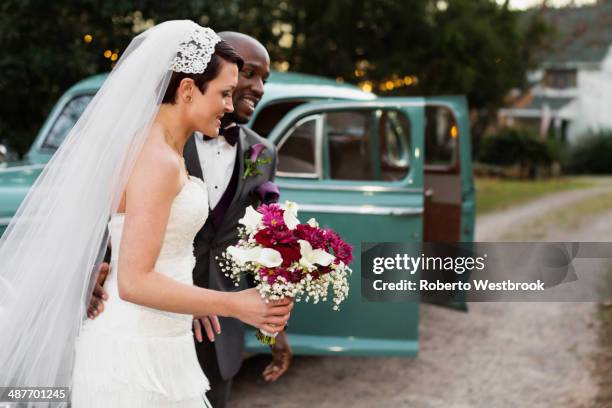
[244,98,425,356]
[423,96,475,243]
[419,96,474,310]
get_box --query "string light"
[83,34,93,43]
[103,50,112,58]
[375,75,419,92]
[273,61,290,72]
[355,74,421,94]
[359,81,373,93]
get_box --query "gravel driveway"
[229,184,610,408]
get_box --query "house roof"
[499,93,575,120]
[525,3,612,67]
[521,95,574,111]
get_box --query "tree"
[0,0,551,156]
[266,0,551,152]
[0,1,139,155]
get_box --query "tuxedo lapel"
[183,134,203,180]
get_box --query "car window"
[251,100,309,138]
[43,95,94,150]
[277,115,319,178]
[327,109,411,182]
[327,111,374,181]
[425,105,458,168]
[379,110,411,181]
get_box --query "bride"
[0,21,291,407]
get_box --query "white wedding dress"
[72,176,211,407]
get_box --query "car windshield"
[42,94,94,150]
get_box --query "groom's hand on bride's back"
[193,315,221,343]
[87,262,110,319]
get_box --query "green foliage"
[273,0,550,108]
[0,0,551,156]
[0,1,139,155]
[478,127,568,178]
[569,131,612,174]
[546,136,570,169]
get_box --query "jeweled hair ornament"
[170,26,222,74]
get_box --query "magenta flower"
[277,267,292,282]
[270,227,297,245]
[260,204,285,229]
[249,143,266,162]
[326,230,353,265]
[259,267,278,284]
[295,224,327,249]
[289,269,303,283]
[318,265,332,276]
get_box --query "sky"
[497,0,597,9]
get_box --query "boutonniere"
[244,143,272,179]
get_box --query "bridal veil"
[0,20,208,405]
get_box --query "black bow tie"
[202,125,240,146]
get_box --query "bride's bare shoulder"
[127,126,182,196]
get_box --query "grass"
[475,176,595,215]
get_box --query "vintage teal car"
[0,72,475,357]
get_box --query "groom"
[89,32,293,407]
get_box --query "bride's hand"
[193,315,221,343]
[87,262,110,319]
[232,288,293,335]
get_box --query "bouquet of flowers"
[218,201,353,345]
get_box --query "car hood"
[0,160,45,187]
[0,160,45,220]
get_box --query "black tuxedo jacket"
[183,126,277,380]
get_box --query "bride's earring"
[186,95,192,102]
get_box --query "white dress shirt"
[194,130,238,210]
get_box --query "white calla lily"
[227,246,261,266]
[283,201,300,230]
[238,206,263,233]
[307,218,319,228]
[227,245,283,268]
[258,248,283,268]
[283,210,300,230]
[285,201,299,216]
[298,239,335,270]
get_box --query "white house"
[499,3,612,144]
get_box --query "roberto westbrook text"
[372,279,546,291]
